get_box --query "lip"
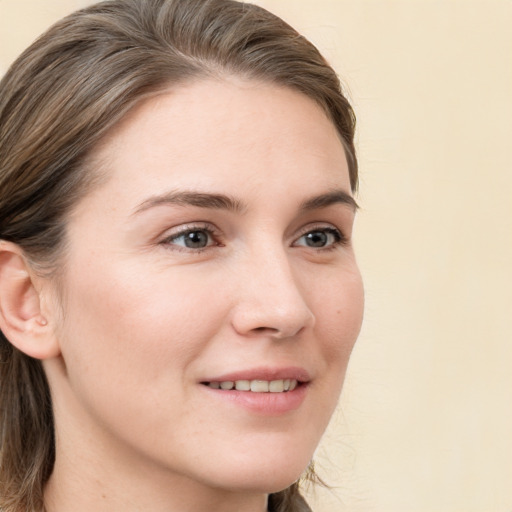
[200,366,310,415]
[201,366,311,383]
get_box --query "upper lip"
[201,366,311,383]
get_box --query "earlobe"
[0,241,60,359]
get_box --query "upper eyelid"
[161,222,218,237]
[159,223,221,245]
[292,224,349,249]
[293,222,345,238]
[158,225,222,254]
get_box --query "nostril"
[246,325,305,340]
[250,326,282,336]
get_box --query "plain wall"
[1,1,511,511]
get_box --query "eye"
[294,227,344,249]
[162,227,217,250]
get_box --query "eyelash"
[160,223,222,253]
[293,226,347,251]
[159,224,347,253]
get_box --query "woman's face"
[46,78,364,495]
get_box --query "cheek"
[299,264,363,419]
[313,264,364,360]
[56,261,225,396]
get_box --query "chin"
[247,467,308,494]
[199,446,313,494]
[215,469,307,495]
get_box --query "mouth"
[200,368,310,414]
[202,379,300,393]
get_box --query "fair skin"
[0,78,363,512]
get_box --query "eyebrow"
[133,191,246,215]
[300,189,359,212]
[132,188,358,216]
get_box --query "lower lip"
[202,384,308,415]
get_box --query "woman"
[0,1,364,511]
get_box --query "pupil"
[306,231,327,247]
[185,231,208,248]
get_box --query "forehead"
[83,78,351,210]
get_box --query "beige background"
[1,1,511,511]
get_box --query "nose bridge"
[231,240,315,338]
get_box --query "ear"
[0,241,60,359]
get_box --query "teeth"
[269,380,284,393]
[235,380,250,391]
[207,379,299,393]
[251,380,269,392]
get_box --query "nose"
[230,248,315,339]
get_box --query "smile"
[205,379,299,392]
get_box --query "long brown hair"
[0,1,357,510]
